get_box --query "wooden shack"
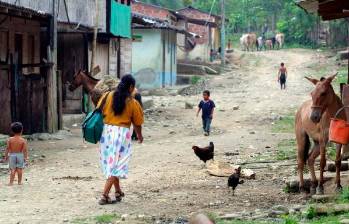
[58,0,133,114]
[0,2,52,134]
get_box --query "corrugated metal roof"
[297,0,319,13]
[132,12,200,37]
[0,0,50,18]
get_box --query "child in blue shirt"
[196,90,215,136]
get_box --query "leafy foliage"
[138,0,348,47]
[337,187,349,203]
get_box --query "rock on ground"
[242,169,256,179]
[185,102,194,109]
[142,98,154,110]
[311,194,335,203]
[313,203,349,215]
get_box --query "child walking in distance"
[278,62,288,90]
[5,122,28,185]
[197,90,215,136]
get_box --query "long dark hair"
[112,74,136,115]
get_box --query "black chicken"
[228,167,244,195]
[192,142,214,163]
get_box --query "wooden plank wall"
[17,75,45,134]
[57,34,86,114]
[0,15,45,134]
[0,26,11,133]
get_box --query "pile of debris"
[91,75,120,105]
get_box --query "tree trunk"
[271,13,276,32]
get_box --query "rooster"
[228,167,244,195]
[192,142,214,164]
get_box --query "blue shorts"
[9,153,24,169]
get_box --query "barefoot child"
[278,62,288,90]
[197,90,215,136]
[5,122,28,185]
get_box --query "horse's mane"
[85,72,100,82]
[80,70,100,82]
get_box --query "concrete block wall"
[120,38,132,76]
[109,38,118,77]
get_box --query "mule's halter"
[69,81,78,90]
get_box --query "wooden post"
[342,18,349,159]
[90,0,99,74]
[184,19,189,62]
[47,0,58,133]
[347,18,349,84]
[220,0,225,68]
[57,70,63,130]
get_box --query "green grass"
[191,75,201,85]
[94,214,120,224]
[71,214,120,224]
[0,140,5,158]
[305,215,341,224]
[284,43,316,49]
[217,220,269,224]
[272,115,295,133]
[327,143,337,161]
[337,187,349,203]
[216,216,345,224]
[276,139,296,161]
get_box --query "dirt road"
[0,49,327,223]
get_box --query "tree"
[182,0,192,7]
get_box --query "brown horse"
[296,74,345,195]
[68,70,106,106]
[68,69,100,92]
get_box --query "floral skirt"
[99,124,132,179]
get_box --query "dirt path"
[0,49,323,223]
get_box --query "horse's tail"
[304,134,311,164]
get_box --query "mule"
[68,69,103,106]
[257,37,264,51]
[296,74,345,195]
[265,39,273,50]
[240,34,250,51]
[249,33,257,51]
[275,33,285,49]
[68,69,100,93]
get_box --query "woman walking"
[98,75,144,205]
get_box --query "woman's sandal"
[115,191,125,202]
[98,194,114,205]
